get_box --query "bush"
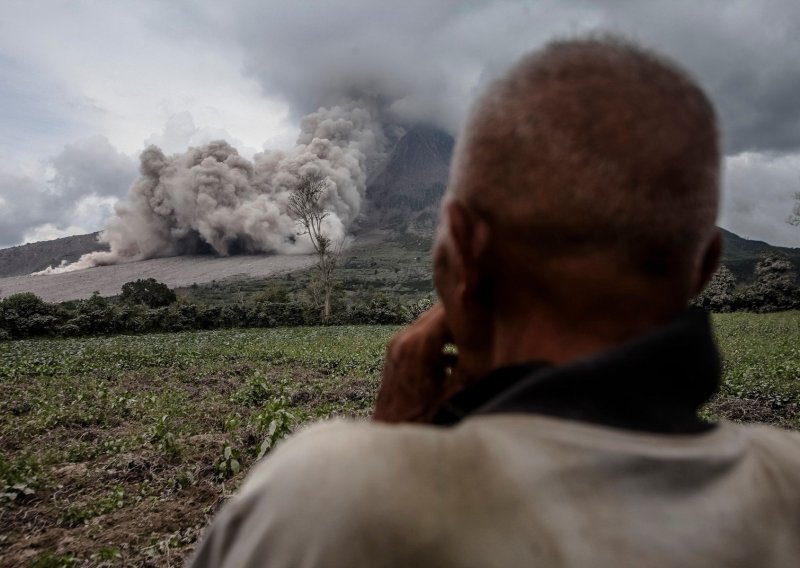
[161,304,201,332]
[254,284,291,304]
[0,293,59,338]
[120,279,177,308]
[692,265,737,312]
[0,287,425,340]
[407,295,435,321]
[66,293,118,335]
[251,302,306,327]
[737,252,800,313]
[348,295,407,325]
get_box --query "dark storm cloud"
[608,0,800,155]
[193,0,800,154]
[0,135,136,247]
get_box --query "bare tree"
[288,173,342,319]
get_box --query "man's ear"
[444,200,491,303]
[695,229,722,295]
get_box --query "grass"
[1,313,799,565]
[0,326,395,566]
[707,311,800,428]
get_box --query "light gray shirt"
[191,415,800,567]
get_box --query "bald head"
[449,36,720,279]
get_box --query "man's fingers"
[376,304,458,423]
[412,304,453,354]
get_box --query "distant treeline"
[1,251,799,341]
[0,278,433,341]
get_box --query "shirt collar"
[433,309,720,434]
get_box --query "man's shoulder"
[241,419,451,499]
[735,421,800,462]
[196,420,461,567]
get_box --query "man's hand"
[373,304,460,423]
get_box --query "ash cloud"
[45,104,385,273]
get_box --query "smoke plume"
[43,104,385,273]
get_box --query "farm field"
[2,313,800,566]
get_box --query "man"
[192,37,800,567]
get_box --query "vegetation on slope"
[1,314,799,565]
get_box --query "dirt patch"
[1,438,236,567]
[1,477,224,566]
[706,395,799,430]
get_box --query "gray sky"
[1,0,799,247]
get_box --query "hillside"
[360,125,453,234]
[0,232,108,278]
[720,228,800,280]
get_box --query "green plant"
[0,455,39,502]
[60,487,126,527]
[254,397,295,459]
[92,547,123,561]
[217,444,242,479]
[31,552,78,567]
[231,372,272,406]
[407,295,435,320]
[692,265,737,312]
[737,253,800,313]
[222,414,242,433]
[148,415,180,455]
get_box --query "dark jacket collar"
[433,310,720,434]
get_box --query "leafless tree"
[288,173,342,319]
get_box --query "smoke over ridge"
[44,103,385,273]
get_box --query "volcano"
[360,125,454,234]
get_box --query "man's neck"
[488,307,682,370]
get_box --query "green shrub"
[120,278,177,308]
[0,292,59,338]
[692,265,737,312]
[737,252,800,313]
[348,295,407,324]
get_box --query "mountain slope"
[0,233,108,278]
[720,228,800,280]
[360,125,454,233]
